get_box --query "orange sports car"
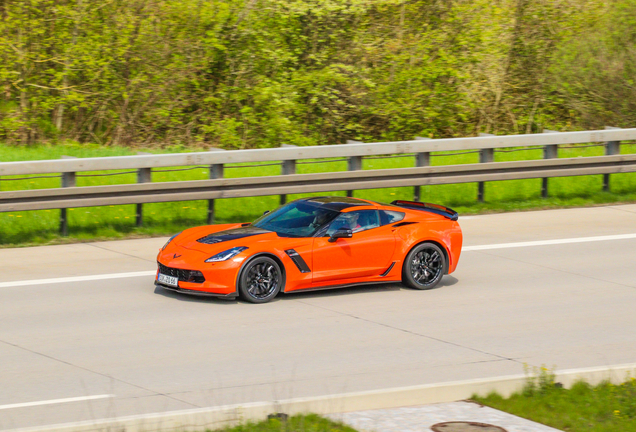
[156,196,463,303]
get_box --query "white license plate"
[158,273,178,287]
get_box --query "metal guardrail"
[2,154,636,212]
[0,129,633,176]
[0,128,634,235]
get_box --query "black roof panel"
[304,196,371,211]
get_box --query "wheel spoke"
[248,282,258,295]
[421,269,430,282]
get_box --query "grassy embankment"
[1,142,636,247]
[474,369,636,431]
[206,414,357,432]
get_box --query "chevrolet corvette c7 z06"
[156,196,462,303]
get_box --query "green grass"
[1,142,636,247]
[474,372,636,432]
[206,414,357,432]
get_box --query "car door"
[311,210,396,284]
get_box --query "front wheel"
[238,256,282,303]
[402,243,446,290]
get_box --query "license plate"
[158,273,178,287]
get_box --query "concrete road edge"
[8,363,636,432]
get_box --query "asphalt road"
[1,204,636,430]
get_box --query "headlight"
[205,247,248,262]
[162,232,181,250]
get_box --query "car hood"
[179,226,278,253]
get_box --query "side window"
[326,210,380,235]
[379,210,405,225]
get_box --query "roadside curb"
[7,363,636,432]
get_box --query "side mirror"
[328,228,353,243]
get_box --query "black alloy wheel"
[238,256,283,303]
[402,242,446,290]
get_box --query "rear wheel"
[238,256,282,303]
[402,243,445,290]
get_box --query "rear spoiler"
[390,200,459,221]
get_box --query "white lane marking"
[2,233,636,288]
[0,395,114,410]
[464,233,636,251]
[0,271,156,288]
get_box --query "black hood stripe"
[197,226,270,245]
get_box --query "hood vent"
[197,226,270,245]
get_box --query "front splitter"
[154,281,237,300]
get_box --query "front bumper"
[156,250,243,296]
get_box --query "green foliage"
[475,373,636,431]
[210,414,358,432]
[521,365,558,397]
[0,0,628,147]
[551,0,636,129]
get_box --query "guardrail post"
[136,152,152,227]
[60,155,77,236]
[346,140,363,197]
[207,163,224,225]
[604,126,621,192]
[478,133,495,202]
[279,144,297,205]
[542,130,559,198]
[414,137,431,201]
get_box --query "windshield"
[252,201,340,237]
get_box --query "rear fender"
[396,220,462,274]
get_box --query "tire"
[238,256,283,303]
[402,242,446,290]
